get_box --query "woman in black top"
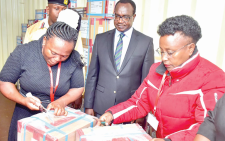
[194,94,225,141]
[0,9,84,141]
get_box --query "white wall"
[0,0,48,70]
[1,0,225,71]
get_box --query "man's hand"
[85,108,95,116]
[73,96,82,109]
[97,112,114,126]
[150,138,165,141]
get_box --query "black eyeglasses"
[156,43,194,58]
[113,14,133,22]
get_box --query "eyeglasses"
[113,14,133,22]
[156,43,193,58]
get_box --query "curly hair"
[46,22,79,44]
[157,15,202,43]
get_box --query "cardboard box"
[86,0,115,19]
[76,123,152,141]
[35,9,47,20]
[28,19,35,25]
[81,17,111,46]
[83,45,93,76]
[17,36,22,46]
[21,23,27,33]
[68,0,77,8]
[71,7,87,17]
[17,107,97,141]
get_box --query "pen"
[101,121,106,126]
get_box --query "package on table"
[17,107,97,141]
[76,123,152,141]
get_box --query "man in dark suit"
[84,0,154,119]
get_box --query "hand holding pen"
[97,111,114,126]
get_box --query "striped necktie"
[115,33,125,71]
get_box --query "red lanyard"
[47,62,61,102]
[153,70,169,115]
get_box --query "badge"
[147,113,159,131]
[64,0,68,5]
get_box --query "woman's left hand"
[150,138,165,141]
[47,100,68,116]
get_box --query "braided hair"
[45,21,84,67]
[46,21,79,45]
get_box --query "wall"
[1,0,225,71]
[0,0,48,70]
[133,0,225,70]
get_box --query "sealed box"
[68,0,77,8]
[17,107,97,141]
[21,23,27,33]
[76,123,152,141]
[81,17,111,46]
[83,45,93,76]
[35,9,47,20]
[17,36,22,46]
[71,7,87,17]
[86,0,115,19]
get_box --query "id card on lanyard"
[147,70,168,131]
[47,62,61,102]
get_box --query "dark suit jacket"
[84,28,154,115]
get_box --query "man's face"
[114,3,136,32]
[46,4,67,26]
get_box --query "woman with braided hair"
[0,9,84,140]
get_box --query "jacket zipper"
[169,76,172,87]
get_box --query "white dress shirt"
[114,27,133,68]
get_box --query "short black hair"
[115,0,136,15]
[157,15,202,43]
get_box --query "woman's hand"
[194,134,210,141]
[150,138,165,141]
[47,100,68,116]
[46,88,84,116]
[24,96,41,111]
[96,112,114,126]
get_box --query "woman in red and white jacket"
[98,15,225,141]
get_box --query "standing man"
[84,0,154,121]
[24,0,69,44]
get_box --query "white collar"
[115,27,133,38]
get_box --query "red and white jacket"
[107,51,225,140]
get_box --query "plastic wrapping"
[76,123,152,141]
[17,107,97,141]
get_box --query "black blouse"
[197,93,225,141]
[0,36,84,106]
